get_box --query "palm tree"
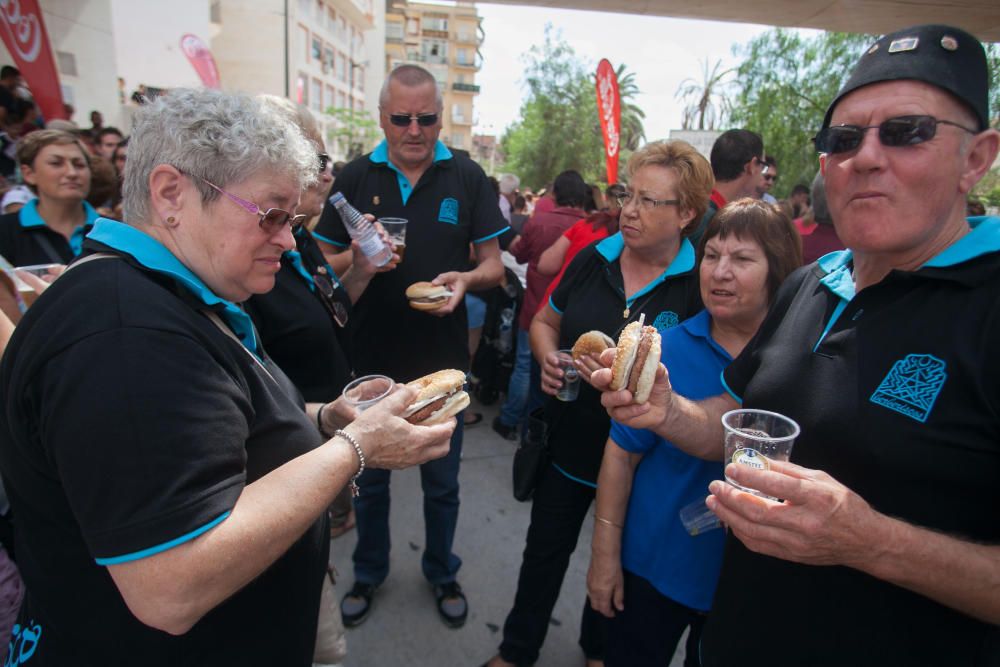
[615,64,646,151]
[676,59,732,130]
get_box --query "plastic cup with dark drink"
[722,409,800,499]
[379,217,408,263]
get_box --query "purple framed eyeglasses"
[201,178,307,234]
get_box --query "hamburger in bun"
[572,330,615,361]
[609,319,661,404]
[403,369,470,425]
[406,281,453,311]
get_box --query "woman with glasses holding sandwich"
[0,88,453,666]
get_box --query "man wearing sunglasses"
[597,24,1000,666]
[314,64,507,631]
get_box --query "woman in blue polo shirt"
[587,199,801,666]
[0,129,100,266]
[484,140,713,667]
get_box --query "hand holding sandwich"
[427,271,468,316]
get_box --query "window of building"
[338,91,347,109]
[423,39,448,64]
[55,51,77,77]
[424,16,448,32]
[210,1,221,23]
[296,72,309,105]
[327,7,336,33]
[406,18,419,35]
[355,98,364,113]
[298,25,309,61]
[324,46,335,74]
[457,48,470,66]
[356,66,364,92]
[325,85,336,113]
[312,35,322,62]
[452,133,465,149]
[311,78,323,112]
[339,16,347,41]
[452,103,466,123]
[337,51,347,82]
[314,0,324,21]
[386,21,404,41]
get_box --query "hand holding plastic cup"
[6,263,62,307]
[722,409,800,500]
[378,217,408,262]
[342,374,395,412]
[555,349,580,402]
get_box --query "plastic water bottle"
[498,307,514,354]
[328,192,392,267]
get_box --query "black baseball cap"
[823,24,989,131]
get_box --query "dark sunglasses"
[312,271,349,328]
[813,115,977,154]
[388,113,438,127]
[318,153,331,174]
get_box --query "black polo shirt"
[547,234,702,485]
[0,219,328,666]
[0,199,100,264]
[314,140,507,381]
[703,216,1000,666]
[245,228,353,402]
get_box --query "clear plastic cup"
[679,497,722,536]
[6,263,61,307]
[341,374,394,412]
[555,349,580,402]
[722,409,800,499]
[378,217,408,262]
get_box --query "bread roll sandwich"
[609,320,661,404]
[572,330,615,361]
[406,282,453,311]
[403,369,470,425]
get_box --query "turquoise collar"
[19,199,101,256]
[595,233,696,307]
[86,219,260,357]
[369,140,453,205]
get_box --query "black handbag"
[512,407,550,501]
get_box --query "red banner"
[180,34,221,89]
[0,0,65,120]
[595,59,621,185]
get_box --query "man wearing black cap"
[594,24,1000,665]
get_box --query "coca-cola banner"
[595,58,620,185]
[180,33,221,89]
[0,0,65,120]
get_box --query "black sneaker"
[341,581,377,627]
[433,581,468,628]
[491,416,518,441]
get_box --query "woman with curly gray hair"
[0,88,454,665]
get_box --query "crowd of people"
[0,20,993,667]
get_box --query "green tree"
[501,26,643,187]
[676,58,732,131]
[325,107,381,160]
[728,29,871,198]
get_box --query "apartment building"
[384,0,482,152]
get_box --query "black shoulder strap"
[33,231,64,264]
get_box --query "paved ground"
[326,396,688,667]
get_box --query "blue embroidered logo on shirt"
[6,620,42,665]
[652,310,679,333]
[869,354,947,423]
[438,198,459,225]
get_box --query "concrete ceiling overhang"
[481,0,1000,42]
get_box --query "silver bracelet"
[334,429,365,497]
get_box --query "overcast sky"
[472,3,777,141]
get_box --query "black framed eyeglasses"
[318,153,331,174]
[388,113,438,127]
[615,192,681,211]
[202,178,308,234]
[813,115,977,155]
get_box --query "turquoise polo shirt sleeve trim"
[87,219,261,358]
[720,370,742,404]
[548,295,563,315]
[370,140,454,206]
[95,511,231,565]
[552,462,597,489]
[312,229,349,247]
[473,225,510,244]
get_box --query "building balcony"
[330,0,374,30]
[422,28,449,39]
[454,56,481,70]
[450,115,472,126]
[453,32,482,46]
[452,82,479,93]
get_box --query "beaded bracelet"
[334,429,365,497]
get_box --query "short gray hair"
[499,173,519,195]
[123,88,317,226]
[258,94,324,148]
[378,64,442,111]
